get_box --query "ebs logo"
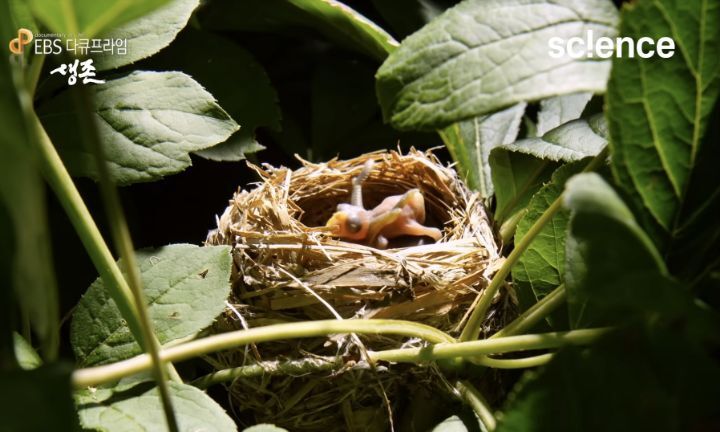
[8,28,33,55]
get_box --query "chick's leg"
[390,189,426,223]
[397,220,443,241]
[366,208,402,247]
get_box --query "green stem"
[73,86,179,432]
[370,328,608,363]
[72,319,455,388]
[454,380,496,431]
[460,196,564,342]
[472,353,553,369]
[498,208,526,245]
[491,285,566,339]
[191,356,345,389]
[34,120,142,343]
[26,53,44,96]
[460,148,609,342]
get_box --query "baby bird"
[325,160,442,249]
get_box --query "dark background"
[46,0,455,357]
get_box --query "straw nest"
[205,149,511,430]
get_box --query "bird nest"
[205,149,510,430]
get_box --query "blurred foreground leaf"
[0,364,81,431]
[93,0,200,70]
[30,0,170,38]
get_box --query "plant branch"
[73,322,608,389]
[72,319,455,388]
[191,356,345,389]
[491,285,566,339]
[472,353,553,369]
[460,148,610,342]
[33,119,142,344]
[26,53,45,96]
[370,328,608,363]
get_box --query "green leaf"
[146,29,280,162]
[13,332,42,370]
[39,71,239,185]
[606,0,720,242]
[93,0,200,71]
[29,0,171,38]
[495,114,608,162]
[71,244,232,366]
[440,103,526,197]
[76,381,237,431]
[489,152,558,226]
[667,99,720,280]
[243,425,290,432]
[489,115,607,225]
[200,0,398,61]
[375,0,618,131]
[0,365,81,431]
[497,316,720,432]
[536,92,593,136]
[431,415,470,432]
[0,7,60,359]
[563,173,665,328]
[511,161,585,327]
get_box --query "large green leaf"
[440,103,526,197]
[0,6,59,359]
[29,0,171,38]
[489,115,607,224]
[76,381,237,431]
[511,161,585,327]
[607,0,720,244]
[71,244,232,366]
[0,365,81,431]
[563,173,665,328]
[200,0,398,61]
[376,0,618,131]
[667,99,720,280]
[39,71,239,185]
[93,0,200,71]
[147,29,280,162]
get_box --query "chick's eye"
[346,215,362,233]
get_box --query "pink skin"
[326,188,442,249]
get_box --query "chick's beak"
[325,212,343,234]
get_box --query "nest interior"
[205,149,510,429]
